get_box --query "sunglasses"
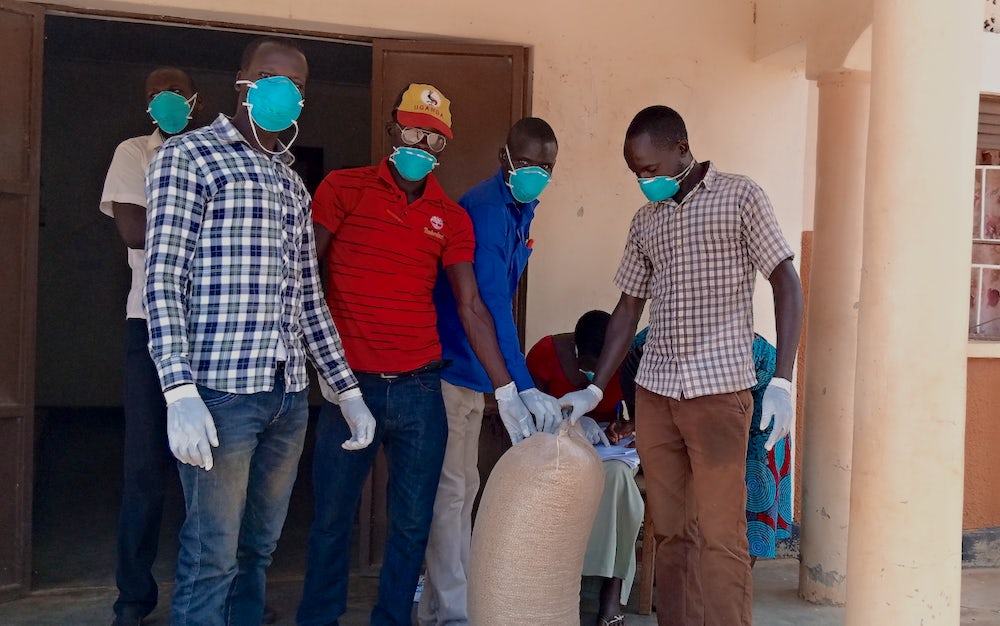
[397,124,448,153]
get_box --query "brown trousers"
[635,386,754,626]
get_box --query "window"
[972,96,1000,338]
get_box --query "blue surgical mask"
[147,91,196,135]
[505,145,551,203]
[637,157,698,203]
[390,146,438,181]
[238,76,304,132]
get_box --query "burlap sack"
[469,421,605,625]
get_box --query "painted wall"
[46,0,811,350]
[965,358,1000,529]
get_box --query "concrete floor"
[2,560,1000,625]
[12,411,1000,625]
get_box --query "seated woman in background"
[621,329,793,565]
[526,310,641,626]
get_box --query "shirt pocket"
[691,209,741,259]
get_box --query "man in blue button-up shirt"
[144,37,374,626]
[420,118,560,626]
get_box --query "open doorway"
[11,5,530,603]
[32,14,374,590]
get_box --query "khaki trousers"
[635,386,754,626]
[416,380,485,626]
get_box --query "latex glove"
[165,384,219,471]
[558,384,603,423]
[336,387,376,451]
[759,377,793,451]
[495,381,536,444]
[518,387,562,434]
[577,416,610,447]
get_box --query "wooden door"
[357,40,530,575]
[0,0,42,602]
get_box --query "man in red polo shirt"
[297,83,556,626]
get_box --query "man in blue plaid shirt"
[143,37,375,626]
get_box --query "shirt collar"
[645,160,718,212]
[699,161,719,191]
[376,157,450,202]
[209,113,296,166]
[147,128,164,151]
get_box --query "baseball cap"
[395,83,453,138]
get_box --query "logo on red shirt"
[430,215,444,231]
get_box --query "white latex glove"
[577,416,610,447]
[558,384,604,423]
[164,384,219,471]
[518,387,562,434]
[336,387,376,451]
[495,381,536,444]
[759,377,793,451]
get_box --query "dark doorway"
[33,14,373,591]
[25,11,530,606]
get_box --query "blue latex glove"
[337,388,376,451]
[318,378,376,450]
[577,416,610,447]
[165,384,219,470]
[495,381,536,444]
[558,384,604,423]
[759,377,793,451]
[518,387,562,434]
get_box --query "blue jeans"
[297,370,448,626]
[114,320,172,620]
[171,369,308,626]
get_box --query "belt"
[367,359,450,380]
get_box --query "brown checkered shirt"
[614,162,794,399]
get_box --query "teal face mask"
[637,157,697,202]
[579,369,596,382]
[390,146,438,181]
[505,145,551,203]
[238,76,304,132]
[236,76,304,156]
[147,91,196,135]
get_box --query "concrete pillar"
[845,0,979,624]
[798,70,869,606]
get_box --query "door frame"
[0,0,43,602]
[5,3,532,599]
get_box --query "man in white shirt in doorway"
[100,66,202,626]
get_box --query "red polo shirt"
[312,158,475,373]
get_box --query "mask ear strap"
[677,157,697,181]
[248,118,298,157]
[505,144,517,172]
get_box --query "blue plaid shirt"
[144,114,358,395]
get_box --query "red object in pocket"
[526,238,534,249]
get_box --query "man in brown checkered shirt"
[561,105,803,626]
